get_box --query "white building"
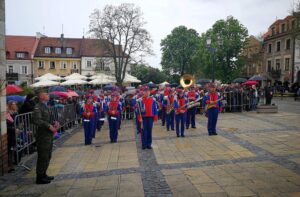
[80,38,131,77]
[5,35,40,85]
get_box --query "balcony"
[6,72,19,81]
[269,69,281,79]
[71,69,79,73]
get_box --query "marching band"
[80,81,222,149]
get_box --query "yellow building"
[34,35,81,77]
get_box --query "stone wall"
[0,0,7,175]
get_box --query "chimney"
[61,33,64,39]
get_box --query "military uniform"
[33,102,54,184]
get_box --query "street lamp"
[206,36,223,83]
[206,37,216,83]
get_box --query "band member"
[203,84,222,136]
[107,92,122,143]
[174,89,188,137]
[139,86,158,149]
[163,88,175,131]
[133,91,143,134]
[186,86,198,129]
[160,88,166,126]
[81,96,96,145]
[97,92,106,131]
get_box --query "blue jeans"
[207,108,219,134]
[142,117,153,147]
[176,113,186,136]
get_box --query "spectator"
[6,101,19,173]
[19,93,36,114]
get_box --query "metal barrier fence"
[13,104,79,170]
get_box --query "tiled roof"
[34,36,82,58]
[80,38,124,57]
[5,35,40,60]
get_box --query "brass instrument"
[166,104,174,114]
[180,74,195,89]
[206,97,223,110]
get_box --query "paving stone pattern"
[0,99,300,196]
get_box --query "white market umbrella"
[123,73,141,83]
[64,73,87,80]
[89,78,115,85]
[60,79,88,86]
[90,73,110,80]
[159,81,169,86]
[30,80,60,88]
[35,73,62,81]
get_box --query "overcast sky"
[6,0,294,68]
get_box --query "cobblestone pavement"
[0,99,300,197]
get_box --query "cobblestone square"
[0,98,300,196]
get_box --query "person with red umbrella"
[6,84,23,95]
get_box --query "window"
[292,20,295,29]
[66,48,72,55]
[87,60,92,68]
[268,44,272,53]
[16,52,25,58]
[50,61,56,69]
[38,61,45,69]
[60,61,67,69]
[100,60,105,70]
[275,59,280,70]
[276,41,281,52]
[45,47,51,54]
[281,24,285,33]
[272,27,275,35]
[8,65,13,73]
[286,39,291,50]
[21,65,27,74]
[72,62,77,69]
[55,48,61,54]
[267,60,272,72]
[285,58,290,71]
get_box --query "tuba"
[180,74,195,89]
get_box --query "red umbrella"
[6,84,23,95]
[243,80,258,86]
[67,90,79,97]
[50,91,70,98]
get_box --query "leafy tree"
[193,16,248,83]
[131,64,168,84]
[89,3,153,85]
[161,26,200,76]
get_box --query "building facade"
[241,36,264,78]
[263,16,295,83]
[80,38,131,76]
[5,35,40,85]
[33,34,81,78]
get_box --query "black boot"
[44,174,54,180]
[36,174,51,184]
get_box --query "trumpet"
[166,104,174,114]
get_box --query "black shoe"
[181,135,185,137]
[171,128,174,131]
[147,146,152,149]
[36,175,51,184]
[208,133,213,136]
[186,127,189,130]
[212,133,218,135]
[142,146,146,150]
[44,174,54,181]
[192,126,196,129]
[167,129,169,131]
[177,135,180,137]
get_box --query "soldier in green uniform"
[33,90,57,184]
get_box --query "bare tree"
[89,3,153,85]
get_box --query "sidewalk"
[0,104,300,196]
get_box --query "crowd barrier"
[13,104,79,170]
